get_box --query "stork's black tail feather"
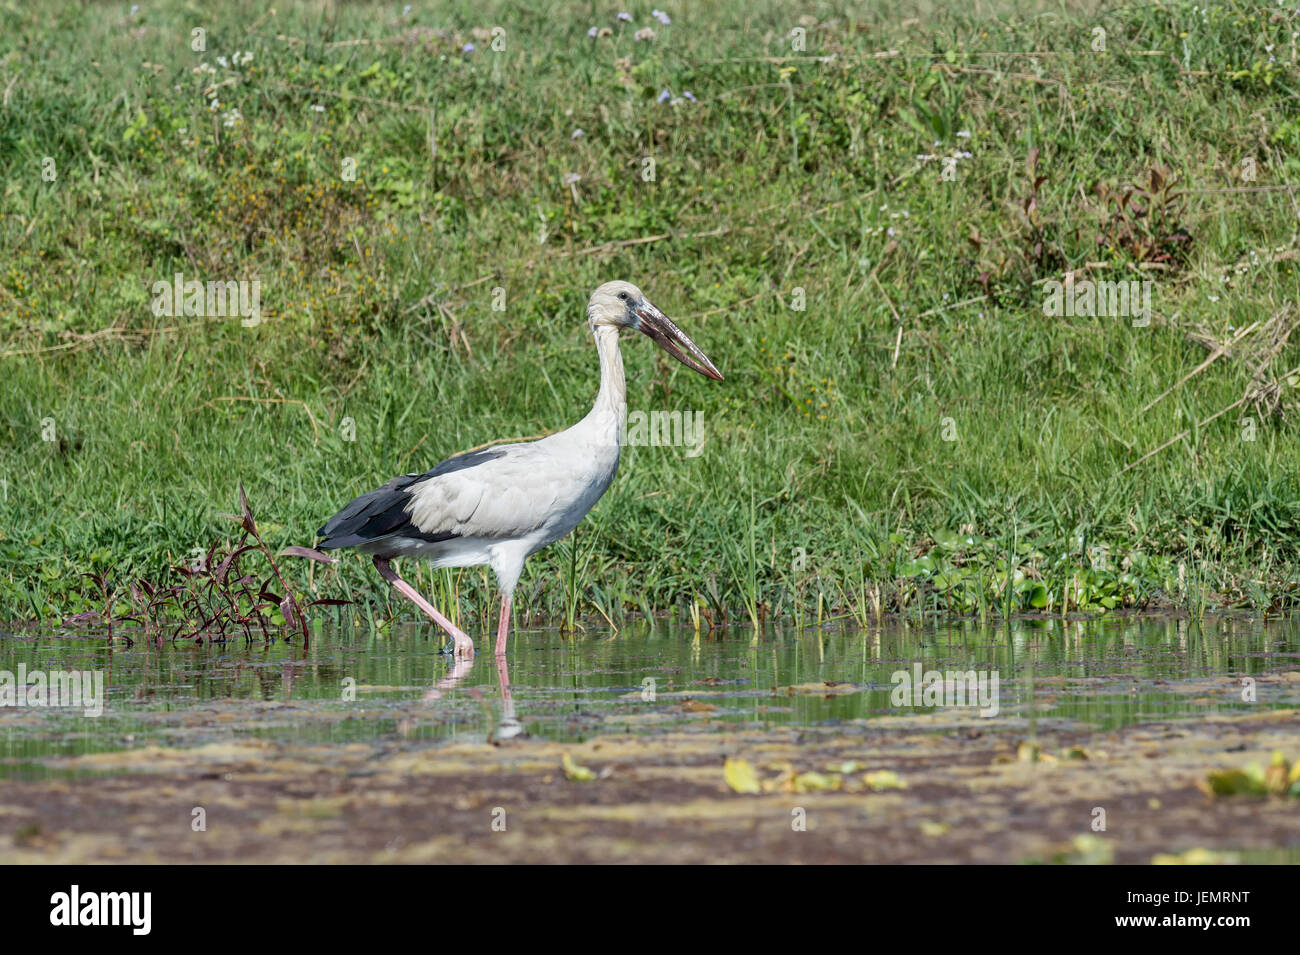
[316,473,429,550]
[316,448,509,550]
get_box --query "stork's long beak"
[634,301,724,381]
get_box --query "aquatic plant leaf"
[239,484,257,534]
[280,546,338,564]
[214,545,258,583]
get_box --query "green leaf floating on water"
[1198,769,1260,796]
[1198,751,1300,798]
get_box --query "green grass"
[4,0,1300,630]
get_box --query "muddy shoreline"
[4,707,1297,864]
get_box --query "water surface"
[2,615,1298,776]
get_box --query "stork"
[317,281,723,658]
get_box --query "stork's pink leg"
[495,593,512,656]
[373,557,474,659]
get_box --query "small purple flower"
[571,128,584,140]
[617,11,632,21]
[682,90,697,102]
[587,26,598,38]
[658,89,672,103]
[652,9,671,25]
[462,43,475,53]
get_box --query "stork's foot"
[445,632,475,660]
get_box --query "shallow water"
[2,615,1298,775]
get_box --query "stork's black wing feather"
[316,448,508,550]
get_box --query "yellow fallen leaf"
[825,760,865,773]
[1018,741,1056,763]
[724,757,762,794]
[789,771,840,793]
[862,770,907,791]
[561,753,596,782]
[679,698,718,713]
[1062,834,1113,865]
[1264,751,1291,795]
[919,820,949,837]
[1153,848,1238,865]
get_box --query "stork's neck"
[585,323,626,442]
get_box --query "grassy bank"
[3,0,1300,630]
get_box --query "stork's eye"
[618,292,629,301]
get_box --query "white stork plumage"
[317,281,723,658]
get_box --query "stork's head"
[587,280,724,381]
